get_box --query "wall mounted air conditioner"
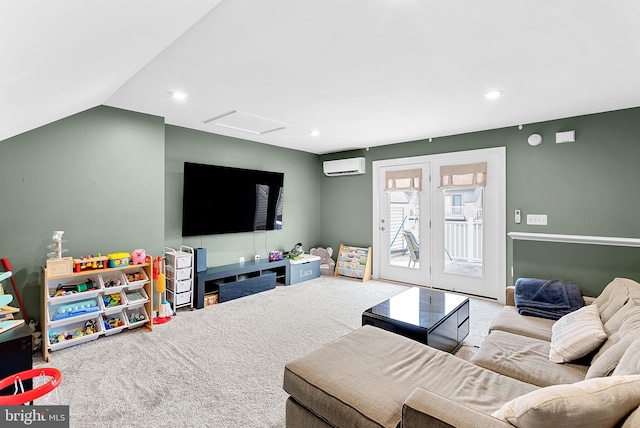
[323,157,366,176]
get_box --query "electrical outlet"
[239,257,245,263]
[527,214,548,225]
[254,254,260,261]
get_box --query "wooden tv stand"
[194,259,290,309]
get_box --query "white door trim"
[372,147,506,303]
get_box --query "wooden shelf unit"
[41,260,153,362]
[334,245,372,282]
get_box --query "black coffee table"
[362,287,469,353]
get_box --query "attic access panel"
[203,110,290,135]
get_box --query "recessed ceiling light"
[309,129,320,137]
[484,90,503,100]
[171,91,188,101]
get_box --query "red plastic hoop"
[0,368,62,405]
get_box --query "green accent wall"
[2,104,639,322]
[163,125,321,267]
[0,106,165,322]
[320,107,640,297]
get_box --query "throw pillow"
[491,375,640,428]
[549,304,607,363]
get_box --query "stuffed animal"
[310,247,336,275]
[285,243,304,260]
[131,249,146,264]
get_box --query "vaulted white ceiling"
[2,1,639,154]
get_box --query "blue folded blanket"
[514,278,584,320]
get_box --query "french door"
[373,148,506,301]
[377,163,431,286]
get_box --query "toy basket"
[0,368,62,405]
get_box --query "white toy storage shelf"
[41,261,153,362]
[164,246,194,313]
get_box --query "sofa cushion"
[489,305,555,342]
[492,375,640,428]
[283,325,536,428]
[586,332,640,379]
[590,308,640,375]
[603,297,640,335]
[622,406,640,428]
[471,330,588,387]
[549,304,607,363]
[592,277,639,323]
[613,337,640,377]
[286,397,334,428]
[402,387,514,428]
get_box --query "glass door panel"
[443,187,483,278]
[388,190,420,269]
[378,164,430,286]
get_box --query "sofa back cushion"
[586,332,640,379]
[588,308,640,378]
[492,375,640,428]
[613,337,640,377]
[603,298,640,336]
[622,406,640,427]
[593,278,640,323]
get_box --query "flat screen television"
[182,162,284,236]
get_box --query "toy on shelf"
[102,315,125,330]
[107,252,130,268]
[51,299,99,321]
[48,319,97,344]
[103,277,122,289]
[125,290,147,303]
[129,311,147,324]
[47,231,68,259]
[126,272,144,283]
[50,279,97,298]
[73,254,108,272]
[103,293,123,308]
[45,231,74,275]
[131,249,146,265]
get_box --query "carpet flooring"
[33,275,503,427]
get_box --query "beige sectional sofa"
[283,277,640,427]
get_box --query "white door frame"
[372,147,507,303]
